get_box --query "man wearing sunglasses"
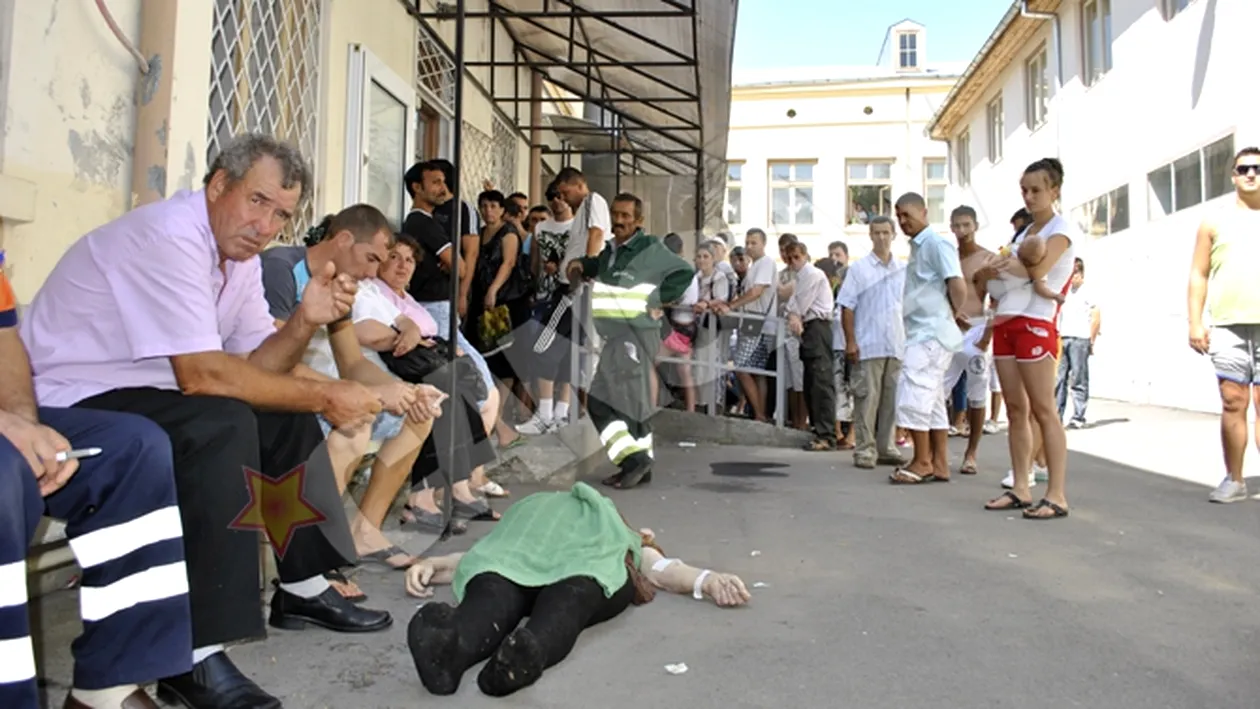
[1187,146,1260,504]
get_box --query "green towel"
[452,482,643,602]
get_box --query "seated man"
[19,134,393,709]
[404,482,750,698]
[262,205,441,568]
[0,262,191,709]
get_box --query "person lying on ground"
[402,482,750,697]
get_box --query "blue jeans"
[419,299,493,406]
[1056,336,1090,423]
[950,372,967,415]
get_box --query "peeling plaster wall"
[0,0,141,301]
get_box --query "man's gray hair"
[203,133,312,205]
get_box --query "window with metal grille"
[461,121,495,201]
[415,23,456,162]
[207,0,322,242]
[492,117,518,195]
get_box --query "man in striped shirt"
[838,217,908,469]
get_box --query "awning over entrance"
[403,0,739,234]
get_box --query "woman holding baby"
[973,157,1074,520]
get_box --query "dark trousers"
[1056,336,1091,423]
[416,572,632,688]
[74,388,355,648]
[0,408,192,708]
[800,319,837,443]
[587,328,659,467]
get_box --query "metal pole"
[442,0,467,539]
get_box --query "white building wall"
[727,78,953,262]
[941,0,1260,413]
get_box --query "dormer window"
[898,32,919,70]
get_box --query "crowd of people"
[0,134,739,708]
[3,131,1258,706]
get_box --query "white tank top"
[986,213,1075,322]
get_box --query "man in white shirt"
[553,167,612,407]
[1056,258,1098,427]
[838,216,908,469]
[776,233,806,429]
[714,228,777,422]
[783,241,836,450]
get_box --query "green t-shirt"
[452,482,643,601]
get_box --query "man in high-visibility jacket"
[566,193,695,490]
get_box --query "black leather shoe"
[269,585,392,633]
[613,455,653,489]
[156,652,281,709]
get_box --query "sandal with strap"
[1023,498,1069,520]
[985,491,1031,511]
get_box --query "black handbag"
[379,338,488,403]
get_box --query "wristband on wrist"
[693,569,711,600]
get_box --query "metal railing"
[560,289,789,428]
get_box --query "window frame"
[1146,133,1236,219]
[768,161,816,227]
[923,158,948,226]
[726,161,744,227]
[1072,184,1130,238]
[897,31,919,71]
[846,159,895,226]
[954,131,971,186]
[1082,0,1113,86]
[1025,45,1050,129]
[986,95,1004,163]
[345,45,416,226]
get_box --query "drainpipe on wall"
[130,0,215,209]
[904,87,912,193]
[529,71,543,200]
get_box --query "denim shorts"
[318,410,406,441]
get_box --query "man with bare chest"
[941,206,993,475]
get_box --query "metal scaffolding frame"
[393,0,736,537]
[396,0,738,233]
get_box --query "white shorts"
[943,323,993,408]
[784,336,804,392]
[989,363,1001,392]
[896,339,954,431]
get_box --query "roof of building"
[926,0,1062,140]
[875,18,926,66]
[732,62,967,89]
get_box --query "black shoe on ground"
[268,586,392,633]
[156,652,281,709]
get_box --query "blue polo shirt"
[902,227,963,351]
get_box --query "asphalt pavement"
[30,400,1260,708]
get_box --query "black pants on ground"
[75,388,356,647]
[800,319,837,443]
[587,328,660,467]
[409,572,633,696]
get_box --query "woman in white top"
[975,158,1074,519]
[691,243,733,411]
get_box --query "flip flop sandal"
[401,505,468,535]
[985,491,1031,511]
[498,437,527,451]
[889,469,949,485]
[959,462,979,475]
[453,497,499,521]
[1023,499,1069,520]
[477,481,511,498]
[359,545,415,571]
[803,439,835,451]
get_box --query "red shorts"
[992,316,1058,362]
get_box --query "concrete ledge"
[649,409,813,448]
[487,411,812,486]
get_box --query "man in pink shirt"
[20,135,391,709]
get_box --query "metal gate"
[207,0,323,241]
